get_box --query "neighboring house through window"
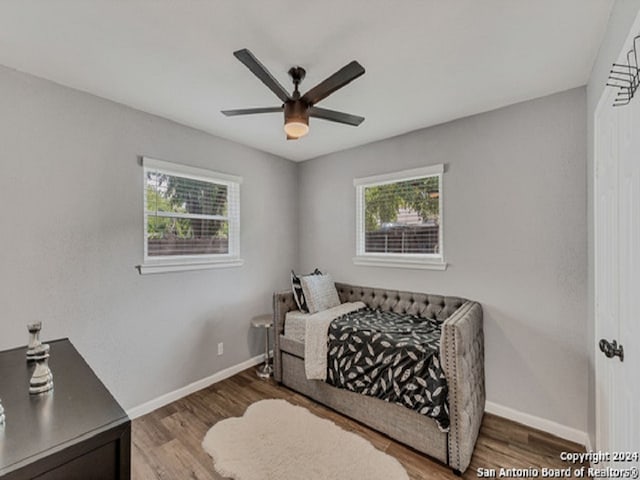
[354,165,446,270]
[138,157,243,274]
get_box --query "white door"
[594,13,640,467]
[617,81,640,458]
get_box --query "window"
[354,165,445,270]
[138,157,243,274]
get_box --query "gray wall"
[586,0,640,448]
[298,88,588,432]
[0,65,298,410]
[0,42,606,435]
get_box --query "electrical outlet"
[217,342,224,356]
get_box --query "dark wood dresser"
[0,339,130,479]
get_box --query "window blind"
[355,166,443,260]
[143,159,241,260]
[363,176,440,254]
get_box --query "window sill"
[352,255,447,270]
[137,258,244,275]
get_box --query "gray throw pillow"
[299,273,340,314]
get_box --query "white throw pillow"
[299,274,341,314]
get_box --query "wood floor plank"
[132,367,588,479]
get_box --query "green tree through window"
[145,172,230,256]
[364,177,439,231]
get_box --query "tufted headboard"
[273,282,468,341]
[334,282,466,322]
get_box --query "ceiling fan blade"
[301,61,365,106]
[309,106,364,126]
[221,106,283,116]
[233,49,291,103]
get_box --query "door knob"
[599,338,624,362]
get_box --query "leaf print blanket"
[326,307,449,431]
[304,301,367,380]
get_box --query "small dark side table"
[0,338,130,480]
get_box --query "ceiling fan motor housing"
[284,100,309,138]
[284,100,309,123]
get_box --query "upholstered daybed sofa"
[273,282,485,474]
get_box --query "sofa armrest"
[272,290,298,382]
[440,301,485,473]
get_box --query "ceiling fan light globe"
[284,120,309,138]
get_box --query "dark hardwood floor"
[132,368,588,479]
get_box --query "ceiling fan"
[221,49,365,140]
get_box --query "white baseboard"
[585,435,593,452]
[127,353,265,419]
[486,401,589,447]
[126,360,590,449]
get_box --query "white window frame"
[353,164,446,270]
[138,157,244,275]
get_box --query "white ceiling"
[0,1,613,161]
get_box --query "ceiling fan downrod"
[288,67,306,100]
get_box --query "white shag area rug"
[202,399,410,480]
